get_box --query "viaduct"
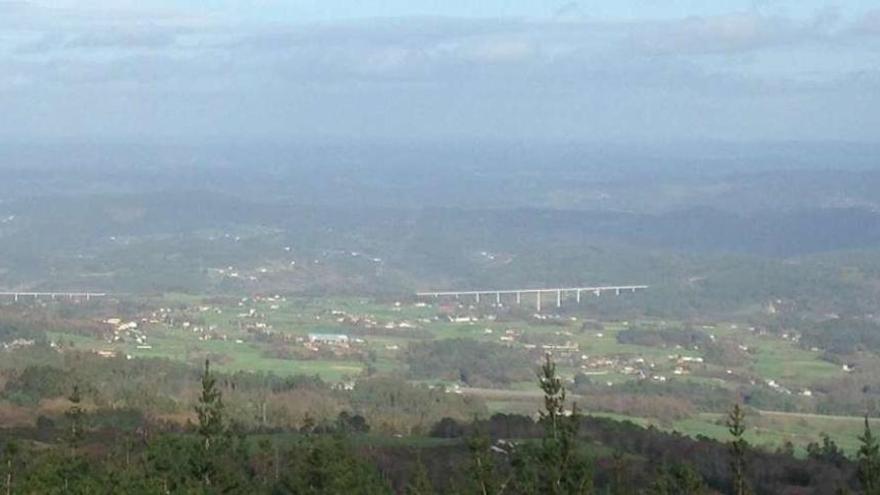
[416,285,647,312]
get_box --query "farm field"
[39,292,870,454]
[474,388,879,456]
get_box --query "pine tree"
[63,384,86,492]
[145,434,202,493]
[512,354,593,495]
[468,431,501,495]
[195,359,224,451]
[65,384,84,452]
[651,463,706,495]
[194,359,225,487]
[727,403,751,495]
[539,354,566,440]
[858,416,880,495]
[276,436,392,494]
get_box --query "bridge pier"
[415,285,647,313]
[2,292,108,303]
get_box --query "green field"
[46,294,867,453]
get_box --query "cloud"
[625,12,813,55]
[854,9,880,35]
[0,1,210,31]
[0,3,877,141]
[14,31,180,55]
[68,30,178,49]
[0,11,862,94]
[554,2,586,21]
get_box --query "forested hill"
[0,191,879,317]
[1,140,880,318]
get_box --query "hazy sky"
[1,0,878,142]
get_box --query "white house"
[308,333,350,345]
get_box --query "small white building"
[308,333,350,345]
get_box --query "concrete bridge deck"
[417,285,647,311]
[0,292,108,302]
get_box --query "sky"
[1,0,879,142]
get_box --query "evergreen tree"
[807,433,847,467]
[195,359,225,451]
[252,438,280,488]
[61,383,88,492]
[858,416,880,495]
[145,434,202,493]
[539,353,566,435]
[727,403,751,495]
[65,384,84,452]
[468,430,503,495]
[193,359,226,487]
[512,354,593,495]
[276,436,391,494]
[650,463,706,495]
[540,354,593,495]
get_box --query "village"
[0,286,838,410]
[26,293,825,404]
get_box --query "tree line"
[2,356,880,494]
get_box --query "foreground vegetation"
[4,356,880,494]
[7,291,880,455]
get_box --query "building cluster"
[1,338,34,351]
[324,308,431,335]
[211,261,289,282]
[579,354,662,380]
[765,378,793,395]
[574,352,714,383]
[669,354,705,376]
[104,317,152,349]
[302,332,365,355]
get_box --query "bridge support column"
[496,292,501,305]
[556,289,562,308]
[576,289,581,303]
[516,292,521,304]
[475,293,480,304]
[536,292,542,312]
